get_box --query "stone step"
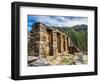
[28,56,39,63]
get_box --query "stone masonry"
[28,22,71,58]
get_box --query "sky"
[28,15,88,32]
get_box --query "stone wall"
[39,23,48,58]
[28,22,71,58]
[28,24,40,56]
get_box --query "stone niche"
[28,22,71,58]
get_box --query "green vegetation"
[61,54,75,65]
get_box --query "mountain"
[71,24,87,32]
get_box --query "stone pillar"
[39,26,47,58]
[61,34,63,55]
[68,37,71,47]
[65,36,68,54]
[53,31,57,56]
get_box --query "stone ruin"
[28,22,73,59]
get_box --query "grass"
[61,54,75,65]
[46,53,88,65]
[46,54,75,65]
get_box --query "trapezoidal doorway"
[47,29,53,56]
[57,32,61,53]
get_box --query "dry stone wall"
[28,22,71,58]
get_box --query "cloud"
[28,15,88,31]
[65,17,88,26]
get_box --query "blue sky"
[28,15,88,32]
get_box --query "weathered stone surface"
[28,22,73,59]
[28,56,39,63]
[29,58,50,66]
[74,53,84,64]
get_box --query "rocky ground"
[28,53,88,66]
